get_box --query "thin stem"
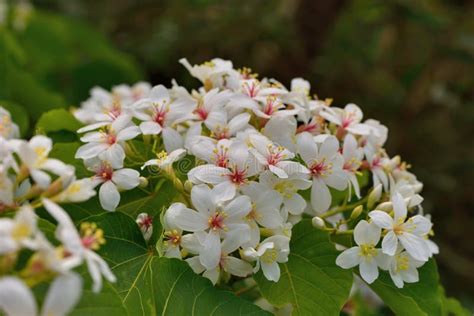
[320,195,368,219]
[235,284,258,296]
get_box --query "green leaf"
[367,259,443,316]
[86,212,269,315]
[71,283,128,316]
[255,219,353,315]
[36,108,82,135]
[49,142,89,178]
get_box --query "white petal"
[116,125,141,141]
[140,121,162,135]
[381,231,398,256]
[225,195,252,220]
[261,262,281,282]
[99,181,120,211]
[227,113,250,134]
[336,247,360,269]
[41,273,82,316]
[398,233,430,262]
[324,169,348,190]
[112,168,140,190]
[191,184,215,214]
[296,132,317,164]
[392,192,407,221]
[359,259,379,284]
[311,179,331,213]
[165,203,208,232]
[319,135,339,158]
[199,231,221,270]
[403,215,432,236]
[283,193,307,216]
[0,277,37,316]
[368,210,394,229]
[354,220,381,246]
[223,257,253,277]
[163,127,184,152]
[99,144,125,168]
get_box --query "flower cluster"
[72,58,438,287]
[0,106,115,315]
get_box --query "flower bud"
[139,177,148,188]
[350,205,363,220]
[136,213,153,241]
[312,216,326,229]
[376,201,392,212]
[367,184,383,209]
[184,180,193,193]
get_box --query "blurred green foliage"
[0,3,143,134]
[2,0,474,310]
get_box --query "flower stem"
[320,195,368,219]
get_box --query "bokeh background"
[1,0,473,309]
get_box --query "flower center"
[262,248,278,264]
[80,222,105,250]
[228,167,247,185]
[153,106,167,126]
[212,146,229,168]
[274,181,296,199]
[164,229,181,247]
[243,81,260,98]
[12,223,31,241]
[208,211,227,231]
[211,126,230,140]
[395,254,410,272]
[310,159,332,178]
[343,157,361,173]
[194,105,208,121]
[359,244,376,258]
[266,144,285,166]
[96,163,114,181]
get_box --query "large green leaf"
[367,259,443,316]
[36,108,82,135]
[71,283,128,316]
[86,212,270,316]
[255,220,353,316]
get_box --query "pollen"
[261,248,278,264]
[359,244,377,259]
[80,222,106,250]
[164,229,181,247]
[12,223,31,241]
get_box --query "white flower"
[136,213,153,242]
[241,182,284,247]
[207,112,251,140]
[263,116,298,152]
[0,204,37,254]
[365,147,390,191]
[249,133,308,178]
[179,58,240,90]
[0,106,20,139]
[75,115,140,167]
[42,199,116,292]
[188,140,258,200]
[142,148,186,170]
[0,165,14,207]
[53,177,97,203]
[336,220,387,284]
[297,133,348,213]
[86,159,140,211]
[0,273,82,316]
[186,235,253,285]
[320,103,373,136]
[369,192,432,262]
[164,184,251,270]
[341,134,364,198]
[243,235,290,282]
[112,81,152,105]
[17,135,74,189]
[384,249,425,288]
[258,171,311,216]
[132,85,190,151]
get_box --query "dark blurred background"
[8,0,474,307]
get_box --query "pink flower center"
[228,168,247,185]
[96,163,114,181]
[194,107,208,121]
[153,107,167,126]
[310,159,331,178]
[108,103,121,120]
[208,211,226,231]
[243,81,260,98]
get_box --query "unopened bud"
[376,201,392,212]
[350,205,363,220]
[136,213,153,241]
[139,177,148,188]
[312,216,325,229]
[367,184,383,209]
[184,180,193,193]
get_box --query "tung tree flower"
[336,220,387,284]
[297,133,348,213]
[369,192,432,262]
